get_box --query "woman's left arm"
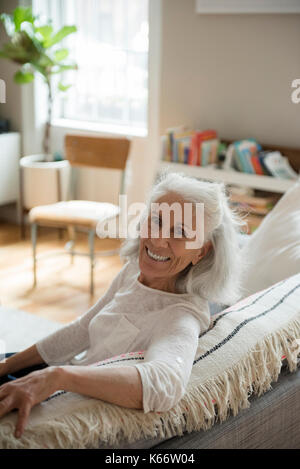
[0,365,143,439]
[57,364,143,409]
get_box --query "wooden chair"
[29,134,131,296]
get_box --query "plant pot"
[20,155,71,210]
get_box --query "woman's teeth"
[147,248,170,262]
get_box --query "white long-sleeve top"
[36,261,211,413]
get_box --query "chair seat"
[29,200,120,229]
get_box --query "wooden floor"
[0,222,123,325]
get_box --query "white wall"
[160,0,300,147]
[0,0,23,133]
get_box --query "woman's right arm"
[0,303,101,376]
[0,298,105,378]
[0,263,129,373]
[0,302,102,377]
[0,345,44,377]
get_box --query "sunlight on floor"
[0,223,123,324]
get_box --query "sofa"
[1,181,300,449]
[107,181,300,450]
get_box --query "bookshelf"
[159,161,294,233]
[159,138,300,233]
[159,161,295,194]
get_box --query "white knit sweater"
[36,261,211,413]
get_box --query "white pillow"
[241,181,300,296]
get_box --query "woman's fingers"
[15,402,32,438]
[0,384,33,438]
[0,383,9,396]
[0,396,13,419]
[0,391,33,438]
[0,369,57,438]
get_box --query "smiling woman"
[123,172,247,304]
[138,192,211,293]
[0,172,246,439]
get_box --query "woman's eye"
[151,215,161,226]
[174,226,186,238]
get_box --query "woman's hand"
[0,367,59,438]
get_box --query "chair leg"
[88,229,95,296]
[19,166,26,240]
[20,208,26,240]
[31,223,38,287]
[67,226,76,264]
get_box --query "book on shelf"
[257,151,273,176]
[228,188,280,234]
[189,130,218,166]
[232,139,262,174]
[162,125,194,163]
[262,151,299,180]
[224,141,298,180]
[229,194,276,216]
[229,191,276,206]
[161,127,219,167]
[250,154,264,175]
[161,131,299,182]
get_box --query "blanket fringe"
[0,316,299,449]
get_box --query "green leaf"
[1,8,78,85]
[0,13,15,37]
[14,69,35,84]
[20,21,36,39]
[36,53,55,68]
[44,25,77,48]
[13,7,34,32]
[54,48,69,62]
[58,82,72,92]
[36,25,53,41]
[51,62,78,74]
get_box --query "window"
[37,0,149,131]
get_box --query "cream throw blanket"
[1,273,300,449]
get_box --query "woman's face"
[138,192,210,288]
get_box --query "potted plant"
[0,6,78,213]
[0,5,77,159]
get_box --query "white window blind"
[42,0,149,130]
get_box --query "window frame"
[33,0,150,136]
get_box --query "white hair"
[121,172,248,306]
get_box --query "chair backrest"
[64,135,131,200]
[65,135,130,170]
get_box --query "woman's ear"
[191,240,213,265]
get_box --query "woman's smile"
[145,246,171,263]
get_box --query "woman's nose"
[151,234,169,248]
